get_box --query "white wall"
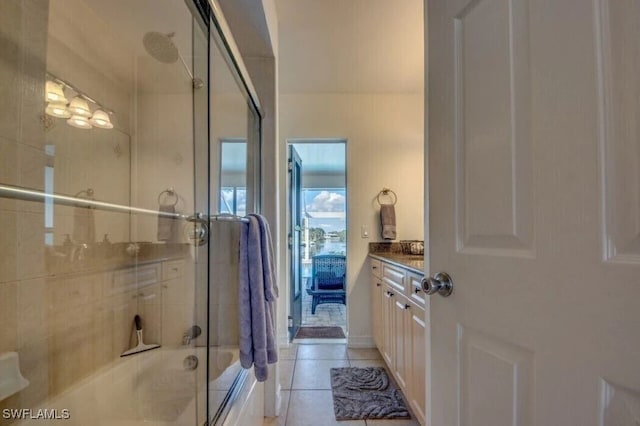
[279,93,424,346]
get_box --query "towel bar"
[186,213,250,224]
[0,184,185,220]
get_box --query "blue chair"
[306,254,346,314]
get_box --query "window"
[219,140,247,216]
[302,188,347,258]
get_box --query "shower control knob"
[421,272,454,297]
[183,355,199,371]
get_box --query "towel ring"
[74,188,94,198]
[376,188,397,206]
[158,188,179,206]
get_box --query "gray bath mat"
[330,367,411,420]
[295,326,346,339]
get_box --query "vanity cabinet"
[370,256,426,426]
[107,259,187,348]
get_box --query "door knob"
[421,272,453,297]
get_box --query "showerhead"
[143,32,179,64]
[142,31,204,89]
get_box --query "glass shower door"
[0,1,211,425]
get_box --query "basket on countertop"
[400,240,424,255]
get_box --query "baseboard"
[278,333,290,347]
[347,335,375,348]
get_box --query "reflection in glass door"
[0,0,262,424]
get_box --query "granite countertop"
[367,241,424,274]
[45,243,190,276]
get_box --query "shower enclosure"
[0,0,261,424]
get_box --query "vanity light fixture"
[46,74,115,131]
[45,102,71,118]
[45,81,68,104]
[67,115,93,129]
[68,96,92,118]
[89,109,114,129]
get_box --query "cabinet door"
[381,287,395,367]
[162,277,190,346]
[137,284,162,345]
[409,304,427,425]
[393,298,409,391]
[371,276,383,349]
[111,289,139,358]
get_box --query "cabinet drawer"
[407,272,426,308]
[162,260,185,281]
[382,263,405,293]
[108,264,161,295]
[370,258,382,278]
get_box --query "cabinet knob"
[414,286,421,293]
[376,282,381,287]
[404,304,411,310]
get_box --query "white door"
[427,0,640,425]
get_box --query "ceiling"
[218,0,275,57]
[276,0,424,94]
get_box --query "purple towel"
[239,214,278,381]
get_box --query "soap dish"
[0,352,29,402]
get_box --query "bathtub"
[15,346,242,426]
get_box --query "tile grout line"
[284,352,298,426]
[283,345,298,426]
[282,386,292,426]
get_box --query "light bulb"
[89,110,114,129]
[67,115,92,129]
[68,97,92,118]
[46,81,68,104]
[45,102,71,118]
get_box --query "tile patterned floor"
[264,343,420,426]
[301,289,346,332]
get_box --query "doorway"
[288,140,347,341]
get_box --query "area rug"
[294,326,346,339]
[330,367,411,420]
